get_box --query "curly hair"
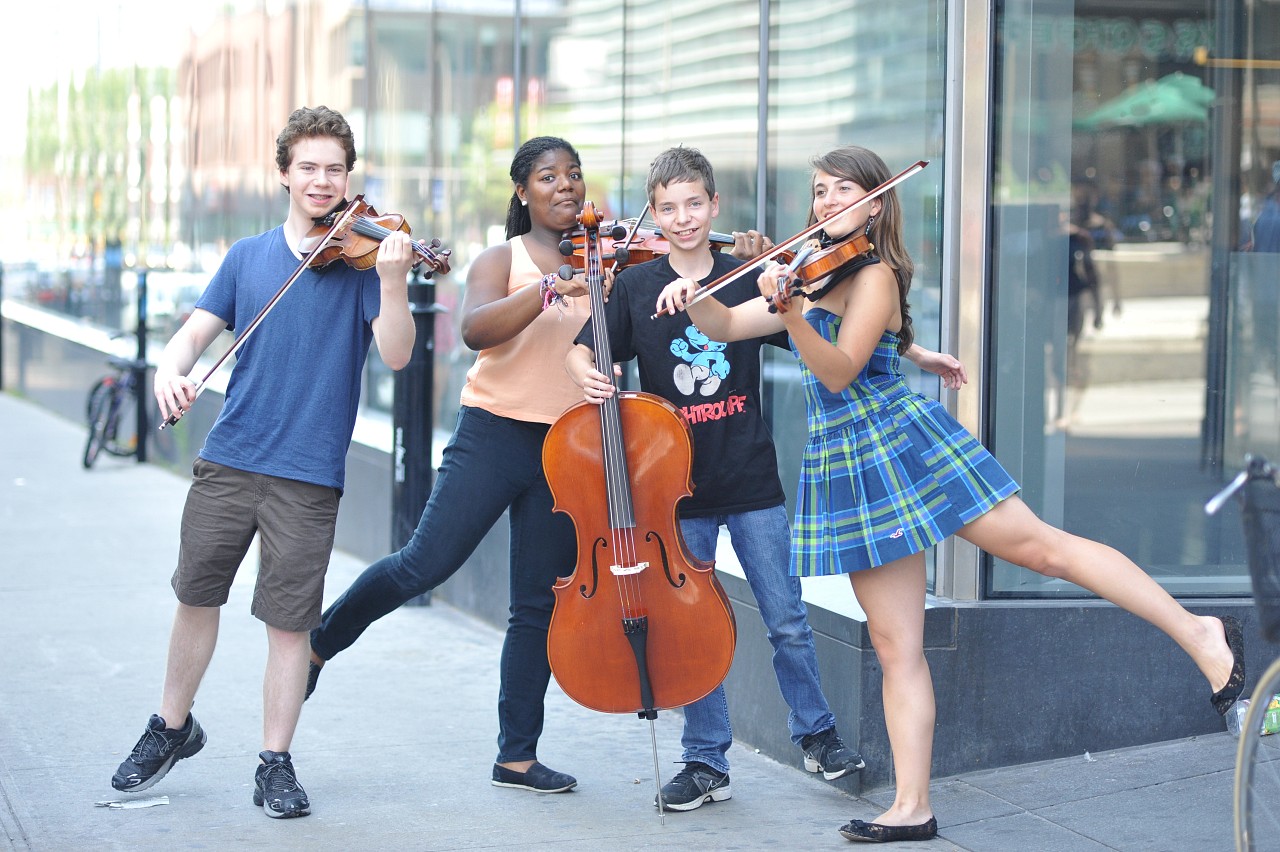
[275,106,357,177]
[504,136,581,239]
[808,145,915,353]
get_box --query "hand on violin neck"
[730,229,774,261]
[375,231,416,285]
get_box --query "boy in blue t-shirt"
[110,106,417,819]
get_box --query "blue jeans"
[677,505,835,774]
[311,406,576,763]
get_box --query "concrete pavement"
[0,392,1242,850]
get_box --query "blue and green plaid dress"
[790,310,1019,576]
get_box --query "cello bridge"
[610,561,649,576]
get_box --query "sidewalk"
[0,392,1239,851]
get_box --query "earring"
[865,214,876,235]
[521,198,528,207]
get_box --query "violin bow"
[649,159,929,319]
[159,197,366,429]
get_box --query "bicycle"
[1208,456,1280,851]
[83,354,149,469]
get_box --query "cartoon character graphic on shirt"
[671,324,730,396]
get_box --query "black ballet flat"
[1210,615,1246,717]
[839,816,938,843]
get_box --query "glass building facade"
[4,0,1278,606]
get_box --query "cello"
[541,201,737,812]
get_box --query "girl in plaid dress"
[655,144,1244,844]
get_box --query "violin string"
[350,216,440,263]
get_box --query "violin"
[160,195,450,429]
[302,197,452,276]
[765,232,876,313]
[542,201,737,813]
[649,159,928,320]
[556,210,737,275]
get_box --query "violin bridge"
[610,561,649,576]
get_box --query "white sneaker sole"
[657,785,732,812]
[804,755,866,780]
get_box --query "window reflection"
[989,0,1274,597]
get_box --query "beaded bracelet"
[539,273,567,311]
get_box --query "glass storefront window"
[987,0,1277,597]
[768,0,948,589]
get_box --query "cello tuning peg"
[558,264,575,281]
[558,238,576,257]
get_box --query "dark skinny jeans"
[311,406,576,763]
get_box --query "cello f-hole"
[646,530,687,589]
[580,537,608,599]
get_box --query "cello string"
[586,219,643,620]
[585,227,632,617]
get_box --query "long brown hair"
[808,146,914,352]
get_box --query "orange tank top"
[458,235,590,424]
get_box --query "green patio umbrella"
[1075,78,1209,130]
[1156,71,1216,107]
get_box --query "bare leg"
[264,626,310,754]
[158,603,220,726]
[849,553,935,826]
[958,496,1234,691]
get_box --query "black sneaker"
[253,750,311,818]
[111,713,206,792]
[656,761,731,812]
[800,726,865,780]
[304,661,322,701]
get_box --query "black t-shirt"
[573,252,788,517]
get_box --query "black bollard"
[134,270,149,463]
[396,270,446,606]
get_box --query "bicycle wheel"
[102,381,141,457]
[1235,654,1280,851]
[83,382,115,468]
[85,376,115,425]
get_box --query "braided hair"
[808,146,915,353]
[504,136,581,239]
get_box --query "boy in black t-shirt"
[567,147,869,811]
[569,146,964,812]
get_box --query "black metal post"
[396,270,446,606]
[135,270,149,463]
